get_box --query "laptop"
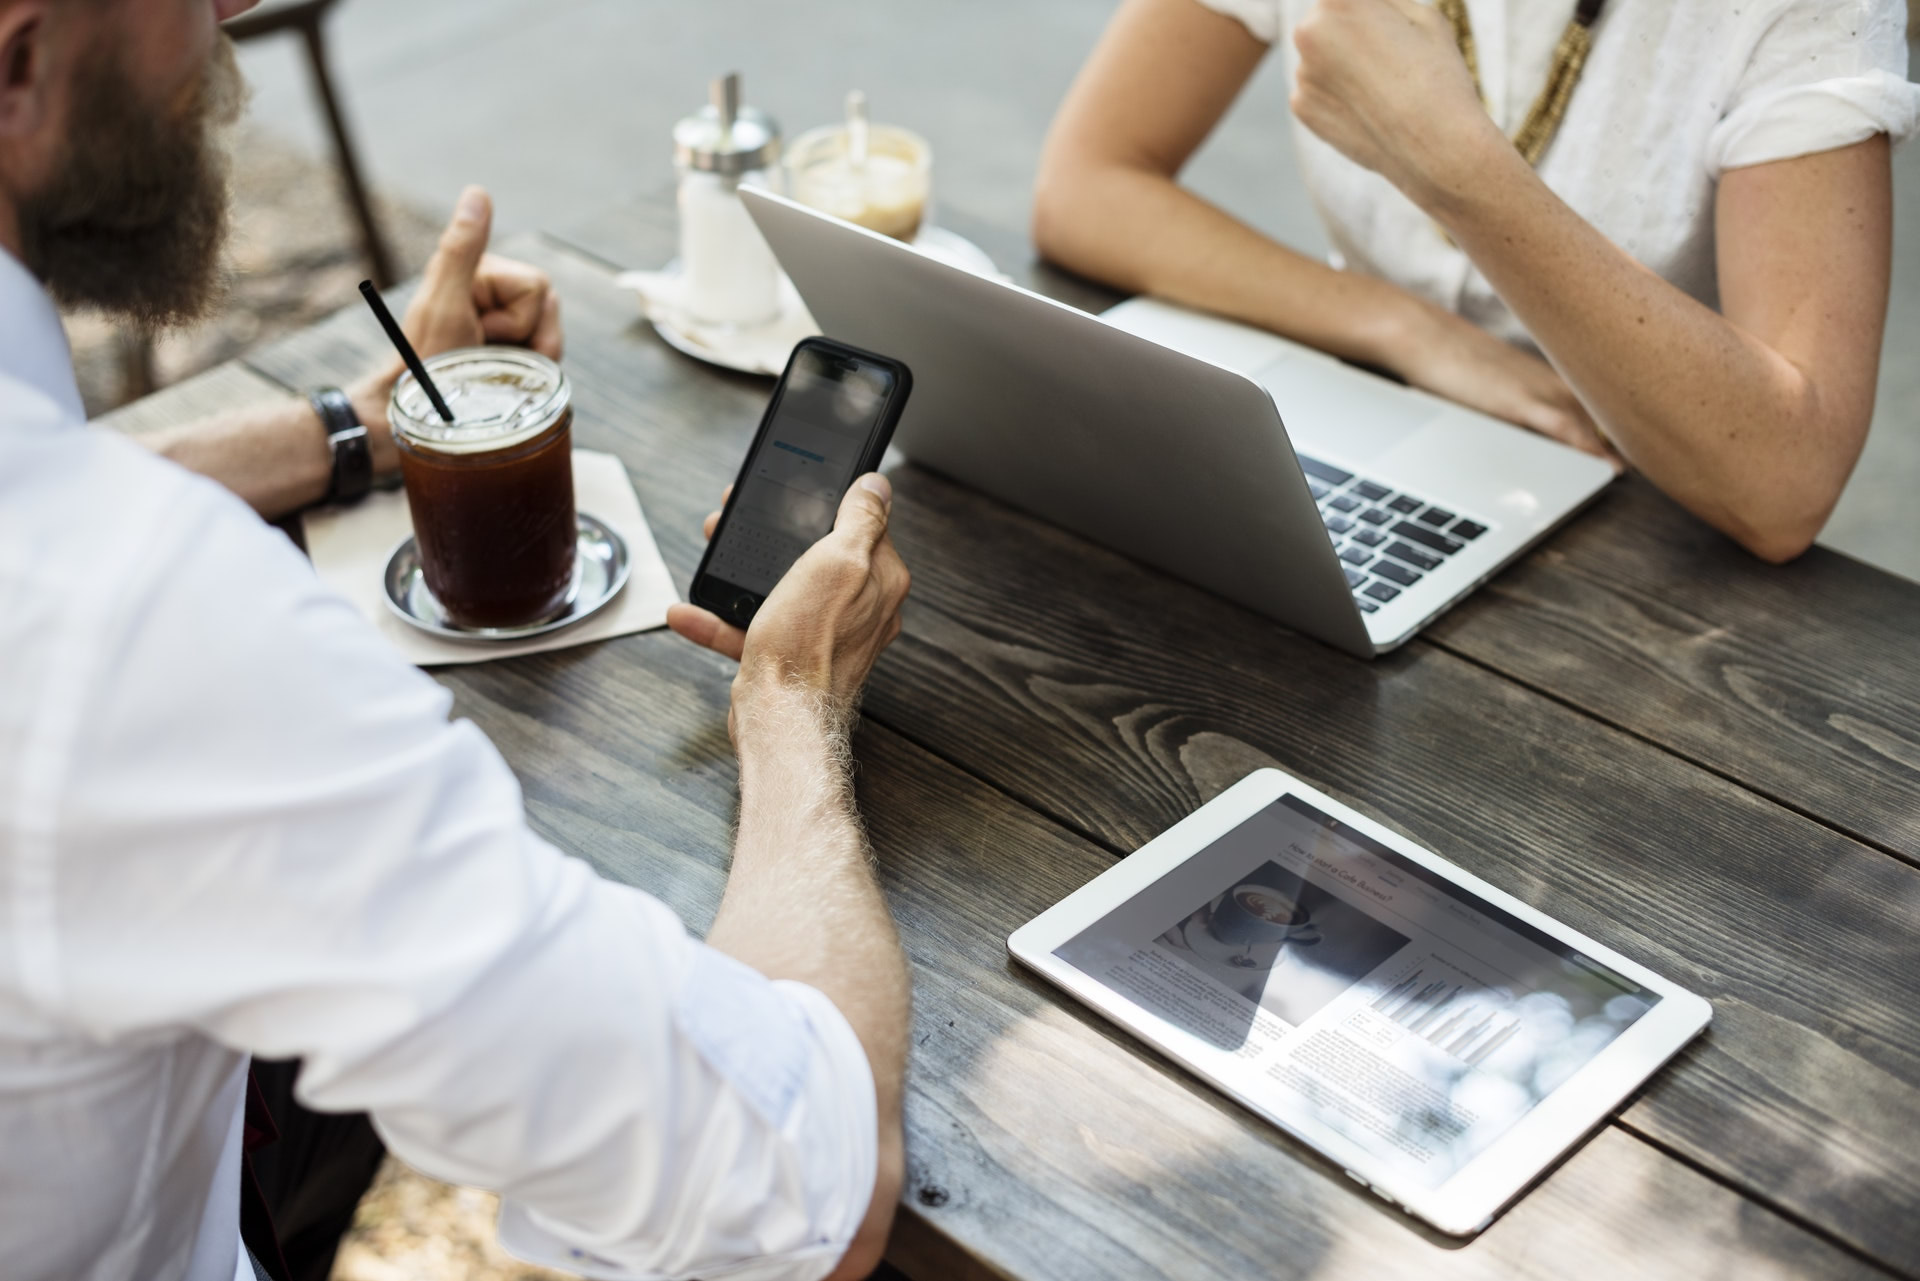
[741,188,1616,658]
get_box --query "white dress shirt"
[1196,0,1920,348]
[0,246,876,1281]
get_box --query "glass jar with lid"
[674,72,783,327]
[786,92,932,243]
[389,347,577,628]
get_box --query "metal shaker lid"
[674,72,781,175]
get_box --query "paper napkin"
[304,450,680,667]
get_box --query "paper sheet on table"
[305,450,679,667]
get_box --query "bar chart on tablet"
[1374,969,1521,1066]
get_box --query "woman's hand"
[1290,0,1501,206]
[1390,300,1622,466]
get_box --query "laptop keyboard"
[1298,454,1490,615]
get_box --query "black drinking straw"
[358,280,455,423]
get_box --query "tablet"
[1008,768,1711,1235]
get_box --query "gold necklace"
[1436,0,1607,166]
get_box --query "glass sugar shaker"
[673,72,783,327]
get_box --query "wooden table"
[109,193,1920,1280]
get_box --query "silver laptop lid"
[742,187,1374,657]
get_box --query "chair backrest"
[224,0,339,43]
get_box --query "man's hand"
[348,186,565,474]
[668,475,911,735]
[1290,0,1500,206]
[402,185,564,361]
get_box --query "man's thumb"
[424,186,492,291]
[833,473,892,549]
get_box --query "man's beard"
[18,34,246,328]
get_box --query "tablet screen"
[1053,793,1659,1190]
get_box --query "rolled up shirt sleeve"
[46,453,876,1281]
[1706,0,1920,175]
[1190,0,1282,44]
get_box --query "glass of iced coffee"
[786,119,932,242]
[389,348,577,629]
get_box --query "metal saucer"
[382,512,630,642]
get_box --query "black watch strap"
[309,386,372,506]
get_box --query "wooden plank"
[871,464,1920,1274]
[240,236,1920,1273]
[155,260,1888,1279]
[431,622,1880,1281]
[84,353,1874,1280]
[1425,476,1920,860]
[553,196,1920,862]
[92,361,289,436]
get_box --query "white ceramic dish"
[617,225,1005,377]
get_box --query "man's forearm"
[704,685,910,1280]
[136,370,398,519]
[705,687,910,1104]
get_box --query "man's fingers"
[832,474,893,551]
[698,485,735,541]
[422,186,493,296]
[872,535,911,607]
[474,255,550,337]
[530,290,565,360]
[477,285,546,348]
[666,603,747,662]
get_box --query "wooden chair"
[227,0,396,289]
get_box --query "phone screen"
[702,345,899,599]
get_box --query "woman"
[1033,0,1919,561]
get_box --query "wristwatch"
[309,386,372,506]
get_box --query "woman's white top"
[1195,0,1920,347]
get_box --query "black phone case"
[690,337,914,629]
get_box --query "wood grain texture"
[554,195,1920,862]
[92,361,288,436]
[1425,476,1920,860]
[870,464,1920,1273]
[232,233,1920,1273]
[417,608,1880,1281]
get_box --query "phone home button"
[733,594,758,621]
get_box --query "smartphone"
[691,338,914,628]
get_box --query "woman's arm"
[1034,0,1614,457]
[1290,0,1892,562]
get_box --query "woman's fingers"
[1521,401,1628,471]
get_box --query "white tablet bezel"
[1007,768,1712,1236]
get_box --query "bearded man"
[0,4,912,1281]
